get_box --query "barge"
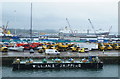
[12,56,103,70]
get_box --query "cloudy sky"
[1,0,118,34]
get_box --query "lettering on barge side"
[32,64,81,68]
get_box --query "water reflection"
[2,64,118,77]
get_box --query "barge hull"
[13,63,103,70]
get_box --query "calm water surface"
[2,64,119,77]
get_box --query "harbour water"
[2,64,119,77]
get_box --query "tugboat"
[12,56,103,70]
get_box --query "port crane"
[66,18,75,36]
[88,19,97,37]
[2,21,9,34]
[108,26,112,35]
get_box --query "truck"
[45,49,60,55]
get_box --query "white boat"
[8,46,24,52]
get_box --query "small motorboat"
[0,46,8,55]
[8,46,24,52]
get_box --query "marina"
[1,27,120,71]
[1,1,119,78]
[1,32,120,69]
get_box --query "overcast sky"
[1,1,118,34]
